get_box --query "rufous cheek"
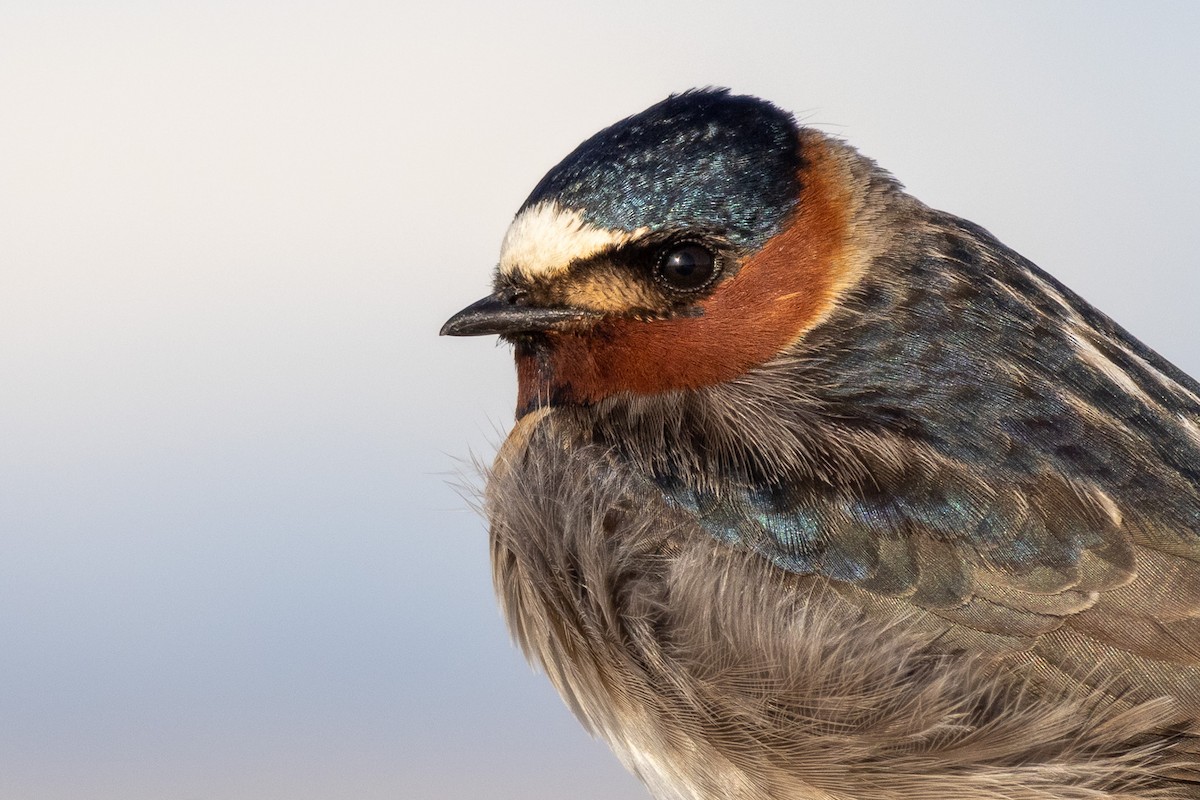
[516,134,863,417]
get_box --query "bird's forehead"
[498,201,647,280]
[498,90,803,281]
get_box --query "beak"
[440,292,600,337]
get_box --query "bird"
[441,89,1200,799]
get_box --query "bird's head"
[442,89,877,417]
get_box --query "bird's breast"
[485,411,1011,800]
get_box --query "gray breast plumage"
[485,410,1194,800]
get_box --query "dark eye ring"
[654,243,720,294]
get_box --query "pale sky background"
[1,2,1198,799]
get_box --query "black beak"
[440,292,600,337]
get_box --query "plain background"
[2,2,1198,799]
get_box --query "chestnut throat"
[513,136,859,419]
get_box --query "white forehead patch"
[499,201,647,280]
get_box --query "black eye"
[655,243,718,293]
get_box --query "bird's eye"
[655,243,719,293]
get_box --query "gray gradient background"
[2,2,1198,799]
